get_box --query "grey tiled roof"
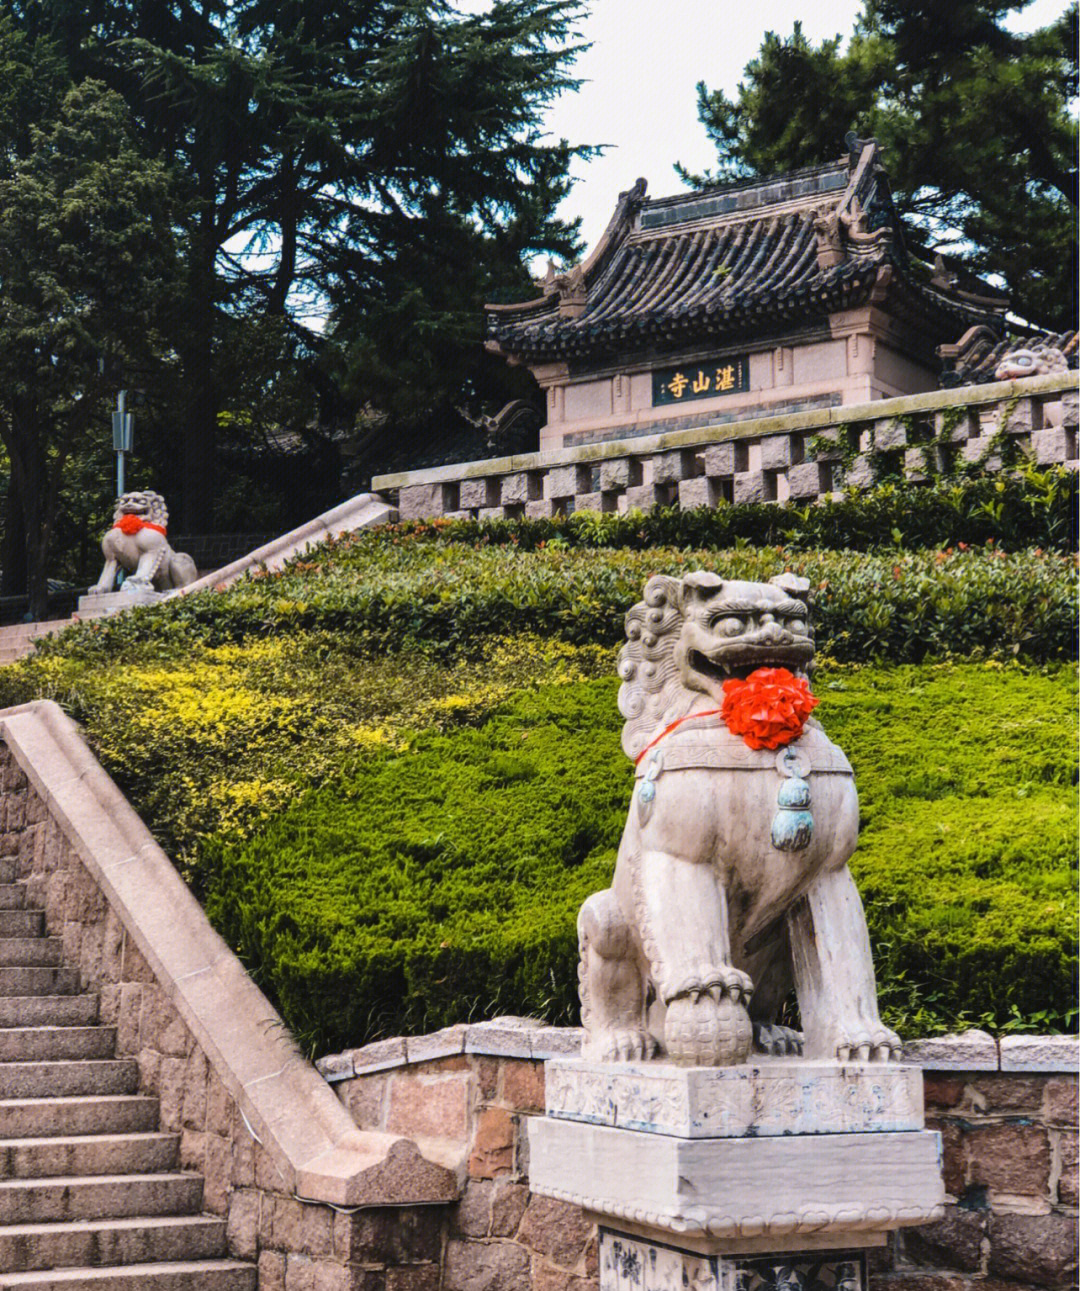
[486,142,1007,365]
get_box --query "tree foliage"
[47,0,592,528]
[0,0,592,603]
[0,48,177,616]
[683,1,1078,329]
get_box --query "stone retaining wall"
[320,1023,1079,1291]
[372,374,1079,522]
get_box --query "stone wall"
[321,1024,1079,1291]
[321,1023,595,1291]
[372,374,1079,522]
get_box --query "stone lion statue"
[90,491,198,594]
[577,571,900,1067]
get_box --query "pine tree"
[683,1,1077,329]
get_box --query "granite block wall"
[383,378,1079,524]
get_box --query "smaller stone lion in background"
[90,491,198,594]
[994,343,1069,381]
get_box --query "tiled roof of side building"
[485,138,1008,364]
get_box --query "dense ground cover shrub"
[30,541,1075,665]
[396,469,1078,553]
[0,515,1074,1050]
[198,664,1076,1053]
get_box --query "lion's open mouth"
[689,645,812,683]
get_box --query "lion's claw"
[753,1023,804,1056]
[596,1028,657,1064]
[834,1024,901,1063]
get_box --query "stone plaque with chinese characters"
[652,357,749,407]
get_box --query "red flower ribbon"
[114,515,167,537]
[721,667,818,750]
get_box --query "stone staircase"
[0,625,69,668]
[0,859,254,1289]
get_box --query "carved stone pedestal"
[528,1059,944,1286]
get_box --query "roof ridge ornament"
[812,195,890,271]
[552,263,587,317]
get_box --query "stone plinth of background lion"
[577,571,900,1067]
[90,491,198,594]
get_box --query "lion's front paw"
[664,978,753,1067]
[753,1023,803,1056]
[831,1022,902,1063]
[589,1028,658,1064]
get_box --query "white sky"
[527,0,1072,255]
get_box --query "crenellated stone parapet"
[374,373,1078,522]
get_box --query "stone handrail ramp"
[0,700,458,1285]
[374,371,1079,520]
[167,492,397,598]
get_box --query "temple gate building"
[485,137,1009,453]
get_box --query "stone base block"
[843,455,875,489]
[733,471,767,504]
[625,484,672,511]
[459,478,498,509]
[1032,427,1076,465]
[703,443,737,476]
[759,434,792,470]
[543,1058,924,1138]
[528,1119,943,1240]
[786,462,827,499]
[677,477,717,509]
[77,588,169,619]
[599,1229,870,1290]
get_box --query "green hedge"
[3,515,1074,1051]
[36,541,1076,666]
[200,664,1077,1054]
[395,469,1078,553]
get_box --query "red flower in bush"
[721,667,819,750]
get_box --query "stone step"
[0,911,44,939]
[0,1132,179,1179]
[0,1028,115,1063]
[0,1215,227,1273]
[0,1173,203,1224]
[0,1260,254,1290]
[0,940,62,968]
[0,996,98,1028]
[0,1060,138,1100]
[0,968,79,997]
[0,1097,158,1140]
[0,861,17,886]
[0,887,26,911]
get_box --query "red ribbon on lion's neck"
[113,514,167,537]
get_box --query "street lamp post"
[112,390,134,496]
